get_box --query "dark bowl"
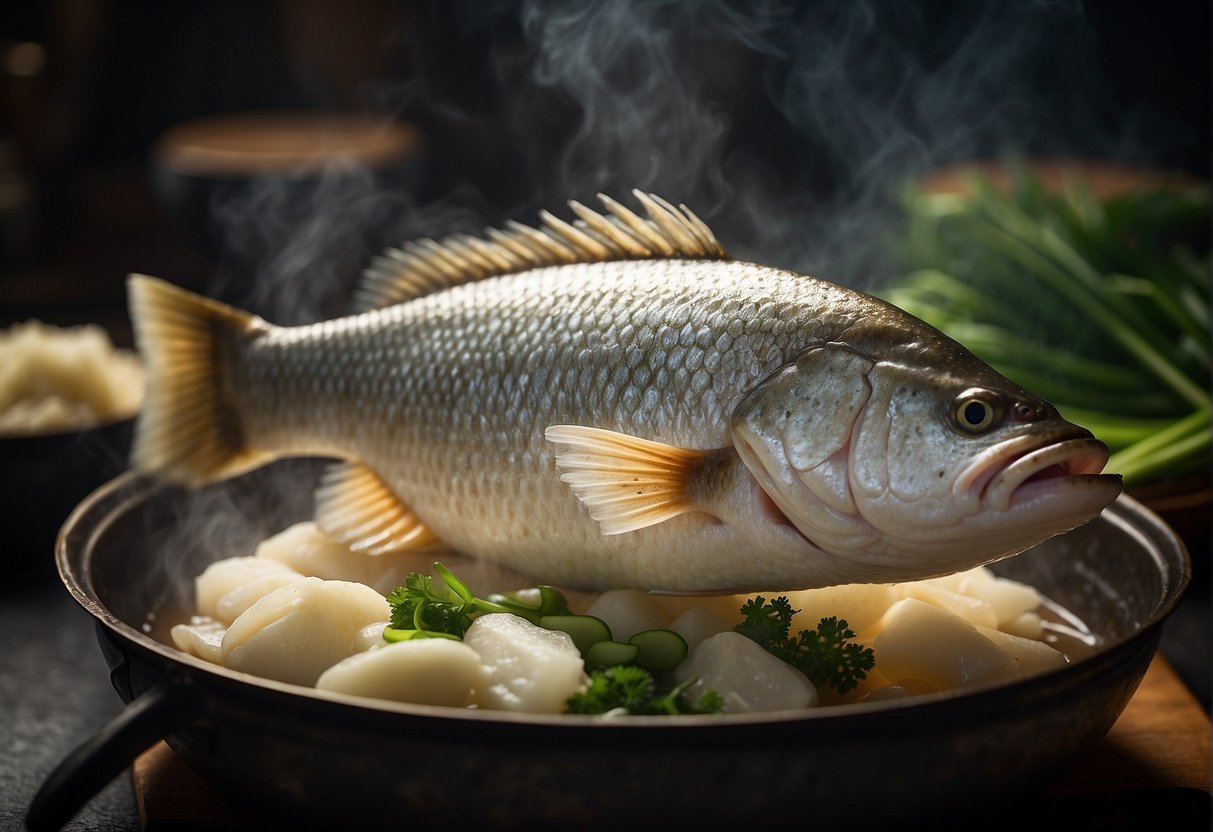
[31,457,1191,831]
[1,415,134,590]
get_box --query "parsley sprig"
[735,596,875,694]
[384,563,570,641]
[566,665,724,716]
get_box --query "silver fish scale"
[237,257,874,586]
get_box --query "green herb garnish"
[882,162,1210,487]
[566,665,724,716]
[384,565,690,673]
[384,563,570,641]
[734,596,875,694]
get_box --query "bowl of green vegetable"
[883,159,1210,553]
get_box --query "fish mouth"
[976,433,1118,512]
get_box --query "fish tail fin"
[127,275,271,485]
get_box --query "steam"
[205,0,1166,313]
[515,2,735,205]
[497,0,1140,285]
[139,459,324,625]
[202,0,1189,317]
[205,166,389,324]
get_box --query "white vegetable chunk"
[651,592,745,625]
[784,583,898,639]
[674,631,818,713]
[170,617,225,665]
[214,574,307,626]
[584,590,670,641]
[974,575,1043,629]
[316,639,486,706]
[894,583,999,629]
[255,521,557,601]
[254,521,428,595]
[221,578,390,687]
[977,625,1068,676]
[1001,611,1045,640]
[669,606,732,652]
[872,599,1021,690]
[195,557,302,623]
[353,622,389,653]
[464,613,586,714]
[929,567,1043,628]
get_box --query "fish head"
[730,342,1122,581]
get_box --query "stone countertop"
[1,582,138,832]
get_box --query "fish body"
[130,193,1120,592]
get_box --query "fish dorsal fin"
[314,461,438,555]
[545,424,719,535]
[354,190,727,312]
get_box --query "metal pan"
[29,459,1189,831]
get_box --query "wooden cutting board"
[131,655,1211,830]
[1044,655,1210,795]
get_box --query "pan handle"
[26,675,203,832]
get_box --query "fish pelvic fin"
[127,275,271,486]
[354,190,728,312]
[315,461,438,555]
[546,425,721,535]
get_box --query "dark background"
[1,0,1209,326]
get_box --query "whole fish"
[129,191,1121,592]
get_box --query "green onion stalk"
[881,162,1210,489]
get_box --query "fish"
[128,190,1122,593]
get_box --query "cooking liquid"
[1038,594,1100,662]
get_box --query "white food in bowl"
[668,606,732,652]
[584,589,670,641]
[675,631,819,713]
[316,639,486,706]
[872,598,1037,690]
[172,520,1074,715]
[170,618,226,664]
[194,556,303,624]
[0,320,143,435]
[221,577,390,686]
[464,613,587,713]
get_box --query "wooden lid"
[155,112,423,177]
[918,159,1205,200]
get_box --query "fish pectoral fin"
[314,461,438,555]
[545,425,718,535]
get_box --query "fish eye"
[953,393,997,433]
